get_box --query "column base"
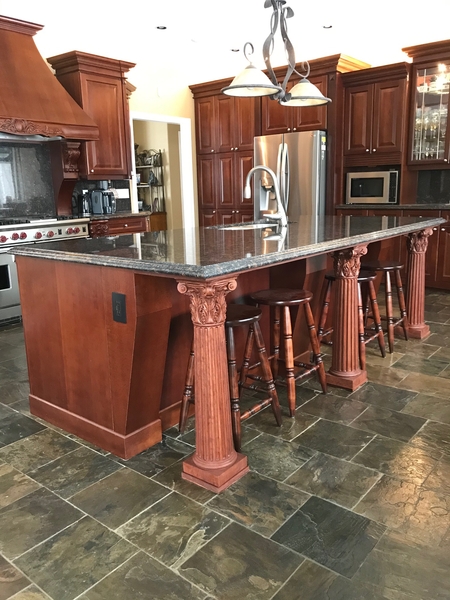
[405,323,431,339]
[326,369,368,391]
[182,452,249,493]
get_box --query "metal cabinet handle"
[373,149,377,152]
[366,149,370,152]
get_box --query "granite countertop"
[10,215,445,280]
[336,204,450,210]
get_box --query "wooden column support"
[326,244,368,391]
[405,228,433,339]
[177,277,249,493]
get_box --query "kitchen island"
[10,215,444,492]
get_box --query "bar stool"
[317,271,386,371]
[360,260,408,353]
[249,289,327,417]
[179,303,282,452]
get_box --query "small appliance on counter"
[89,181,117,215]
[77,190,91,217]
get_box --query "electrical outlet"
[112,292,127,324]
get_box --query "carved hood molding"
[0,15,99,141]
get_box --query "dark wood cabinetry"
[342,64,410,166]
[47,51,135,180]
[89,214,151,238]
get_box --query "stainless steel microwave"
[346,171,399,204]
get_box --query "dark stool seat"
[317,271,386,371]
[179,303,282,452]
[360,260,408,353]
[250,289,327,417]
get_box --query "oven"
[0,217,90,324]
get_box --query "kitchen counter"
[336,204,450,210]
[10,214,444,492]
[88,211,152,220]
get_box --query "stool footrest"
[240,398,273,421]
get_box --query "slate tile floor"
[0,289,449,599]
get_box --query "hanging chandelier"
[221,0,331,107]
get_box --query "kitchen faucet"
[244,166,288,227]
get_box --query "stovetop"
[0,216,90,247]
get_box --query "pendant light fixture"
[221,0,331,107]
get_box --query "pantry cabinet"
[47,51,135,180]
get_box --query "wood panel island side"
[10,215,444,492]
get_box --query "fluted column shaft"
[405,228,433,339]
[327,245,368,391]
[176,278,249,492]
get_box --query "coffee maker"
[89,181,116,215]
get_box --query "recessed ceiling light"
[156,25,167,30]
[323,25,332,29]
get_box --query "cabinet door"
[199,209,217,227]
[234,96,261,150]
[234,151,254,211]
[344,84,373,155]
[292,75,328,132]
[217,210,236,225]
[81,75,130,178]
[436,214,450,289]
[216,95,235,153]
[372,79,406,154]
[197,155,216,209]
[195,97,217,154]
[261,93,292,135]
[216,153,235,209]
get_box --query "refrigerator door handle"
[280,142,289,213]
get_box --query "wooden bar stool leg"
[179,341,195,433]
[318,279,332,343]
[239,323,255,389]
[368,279,386,358]
[226,325,242,453]
[385,271,395,353]
[304,301,327,394]
[271,305,281,379]
[357,283,366,371]
[252,321,282,426]
[282,306,296,417]
[395,268,409,341]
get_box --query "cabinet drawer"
[89,216,149,237]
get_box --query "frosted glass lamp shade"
[221,64,282,97]
[280,78,331,106]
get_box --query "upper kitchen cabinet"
[191,81,261,155]
[403,40,450,167]
[261,55,370,136]
[342,63,410,166]
[47,51,136,179]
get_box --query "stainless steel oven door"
[0,250,21,322]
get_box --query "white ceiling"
[2,1,450,97]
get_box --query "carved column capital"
[177,278,237,326]
[332,244,368,278]
[407,228,434,254]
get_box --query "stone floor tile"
[152,460,217,504]
[0,487,82,559]
[27,446,121,499]
[114,437,193,478]
[294,419,375,460]
[0,553,31,600]
[0,463,41,509]
[0,410,46,446]
[117,491,229,569]
[285,452,381,508]
[365,364,408,387]
[272,496,385,577]
[299,394,368,424]
[422,454,450,496]
[410,420,450,456]
[179,521,303,599]
[402,392,450,424]
[352,435,439,485]
[394,370,450,398]
[14,516,136,600]
[348,381,417,411]
[207,470,309,536]
[245,406,319,441]
[78,552,209,600]
[69,468,170,529]
[0,380,30,406]
[4,586,52,599]
[392,354,449,376]
[350,405,426,442]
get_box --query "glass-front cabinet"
[410,62,450,164]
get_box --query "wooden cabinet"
[436,212,450,287]
[402,40,450,167]
[47,51,135,180]
[342,64,409,166]
[261,74,328,135]
[403,209,440,285]
[89,214,150,238]
[194,93,261,155]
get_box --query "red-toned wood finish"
[405,228,434,338]
[326,245,369,390]
[89,215,151,238]
[176,278,249,493]
[437,212,450,288]
[47,51,135,180]
[0,16,99,141]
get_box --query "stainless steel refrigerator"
[253,130,327,223]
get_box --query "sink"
[216,222,276,231]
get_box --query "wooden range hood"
[0,15,99,141]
